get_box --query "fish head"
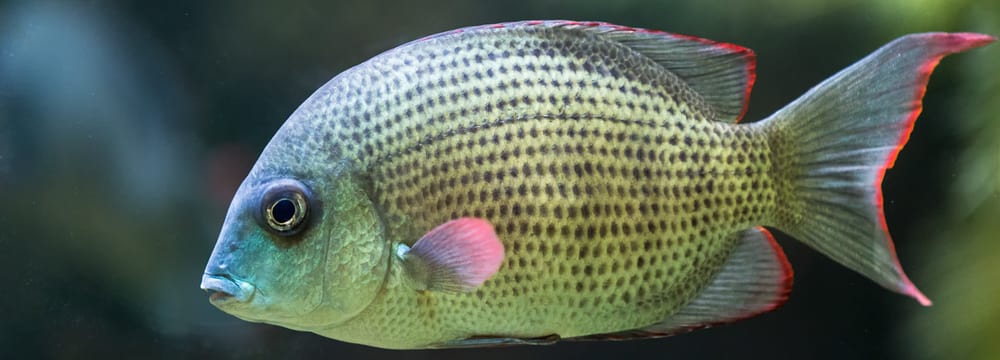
[201,119,391,331]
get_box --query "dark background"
[2,0,998,359]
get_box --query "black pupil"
[272,198,297,224]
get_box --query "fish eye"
[259,179,312,236]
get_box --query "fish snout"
[201,273,256,305]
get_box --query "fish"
[200,20,994,349]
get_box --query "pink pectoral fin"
[404,218,505,292]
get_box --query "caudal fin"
[763,33,994,305]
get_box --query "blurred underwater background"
[0,0,997,358]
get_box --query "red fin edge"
[662,32,757,122]
[669,228,794,337]
[681,227,794,333]
[755,227,794,311]
[698,227,794,328]
[417,20,758,123]
[875,33,993,306]
[576,227,794,341]
[547,21,758,122]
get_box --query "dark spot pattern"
[291,23,773,344]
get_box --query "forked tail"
[762,33,994,305]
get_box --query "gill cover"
[312,171,391,324]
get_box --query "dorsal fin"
[575,227,793,341]
[566,22,756,123]
[620,37,753,122]
[420,21,757,122]
[615,33,756,123]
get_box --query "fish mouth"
[201,273,256,305]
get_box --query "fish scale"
[202,20,992,350]
[295,24,777,346]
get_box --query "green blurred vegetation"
[0,0,996,359]
[903,2,1000,359]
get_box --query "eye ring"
[259,179,313,236]
[266,193,307,232]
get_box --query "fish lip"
[201,273,256,305]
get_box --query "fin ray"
[421,21,756,122]
[574,227,793,341]
[764,32,994,305]
[599,28,756,123]
[400,218,504,292]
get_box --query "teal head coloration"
[201,21,994,349]
[202,155,392,331]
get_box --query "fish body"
[200,21,994,349]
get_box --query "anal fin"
[576,227,793,341]
[655,227,793,333]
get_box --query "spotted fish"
[200,21,994,349]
